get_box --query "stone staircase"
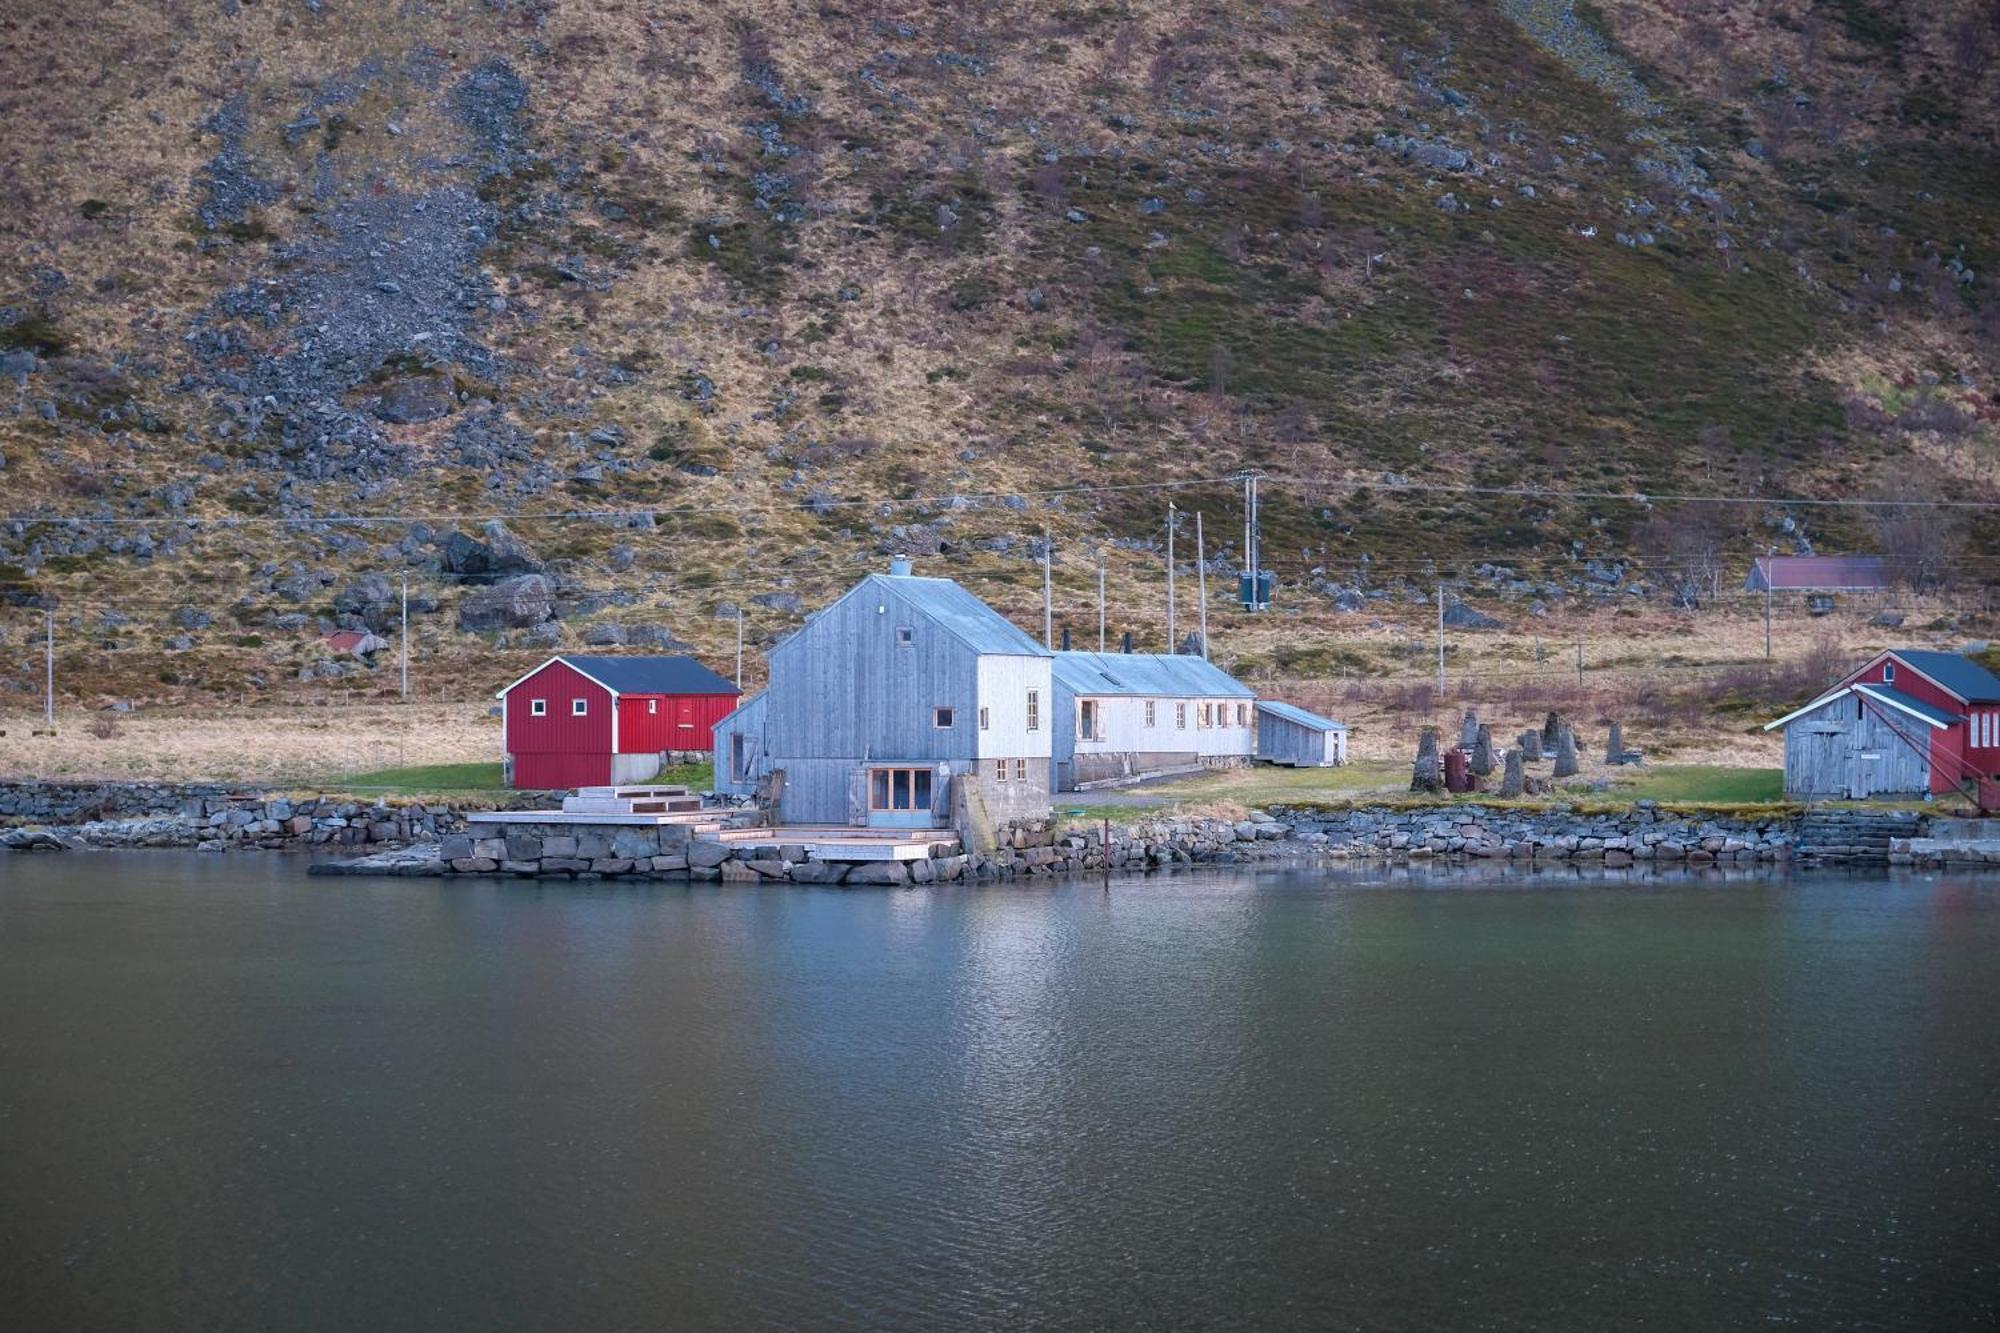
[1795,809,1924,863]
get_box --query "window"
[1883,661,1896,684]
[934,707,955,729]
[897,626,914,645]
[979,707,990,730]
[994,759,1008,783]
[571,698,588,716]
[1015,758,1027,782]
[530,698,547,717]
[1237,702,1249,727]
[1026,689,1040,731]
[868,767,932,812]
[1079,699,1100,742]
[1176,702,1187,729]
[1198,702,1212,729]
[729,734,747,783]
[1144,700,1156,727]
[648,699,658,715]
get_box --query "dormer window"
[1883,661,1896,684]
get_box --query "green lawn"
[327,760,715,797]
[1057,759,1787,817]
[1607,765,1784,804]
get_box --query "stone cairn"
[1470,724,1495,777]
[1553,726,1580,779]
[1411,727,1443,793]
[1499,748,1525,798]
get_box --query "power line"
[3,465,1999,531]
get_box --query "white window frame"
[648,699,658,714]
[1026,689,1039,732]
[530,698,547,717]
[993,758,1008,783]
[572,698,589,717]
[979,706,990,730]
[1176,702,1187,730]
[1014,758,1027,782]
[1144,700,1156,728]
[1883,662,1896,684]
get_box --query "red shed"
[1765,649,2000,809]
[497,654,739,790]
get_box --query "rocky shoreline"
[10,779,1993,875]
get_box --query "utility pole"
[1435,584,1445,696]
[1097,554,1106,653]
[44,608,55,732]
[1576,642,1584,688]
[399,576,409,701]
[1166,503,1177,651]
[1042,527,1054,650]
[1195,510,1209,660]
[735,607,745,690]
[1764,580,1773,661]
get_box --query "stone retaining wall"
[1269,802,1806,864]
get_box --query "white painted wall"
[975,655,1054,759]
[1072,693,1255,759]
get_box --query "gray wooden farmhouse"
[712,561,1054,828]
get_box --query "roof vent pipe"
[888,556,912,576]
[1060,626,1071,651]
[1121,631,1133,654]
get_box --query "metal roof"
[1856,684,1963,727]
[1745,555,1890,591]
[1885,650,2000,703]
[868,574,1052,657]
[558,654,738,695]
[1051,650,1255,697]
[1256,699,1348,731]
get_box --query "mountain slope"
[0,0,1995,700]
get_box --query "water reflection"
[0,854,1994,1330]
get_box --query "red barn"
[1766,649,2000,809]
[497,654,739,790]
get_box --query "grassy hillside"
[0,0,1995,707]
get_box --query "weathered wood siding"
[1781,694,1932,799]
[757,578,1054,825]
[711,692,768,796]
[1257,711,1339,767]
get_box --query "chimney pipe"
[1121,630,1133,654]
[888,555,912,577]
[1060,626,1071,651]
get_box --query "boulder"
[373,375,454,424]
[1410,726,1443,793]
[457,574,553,631]
[845,861,910,886]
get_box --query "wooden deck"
[700,825,958,862]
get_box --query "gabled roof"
[1878,650,2000,703]
[1745,555,1890,591]
[1256,699,1348,731]
[497,654,737,698]
[1764,682,1962,732]
[865,573,1052,656]
[713,689,765,730]
[1857,684,1963,727]
[1051,650,1255,698]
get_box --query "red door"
[676,698,696,746]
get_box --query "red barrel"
[1443,748,1471,793]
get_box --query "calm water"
[2,854,1996,1331]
